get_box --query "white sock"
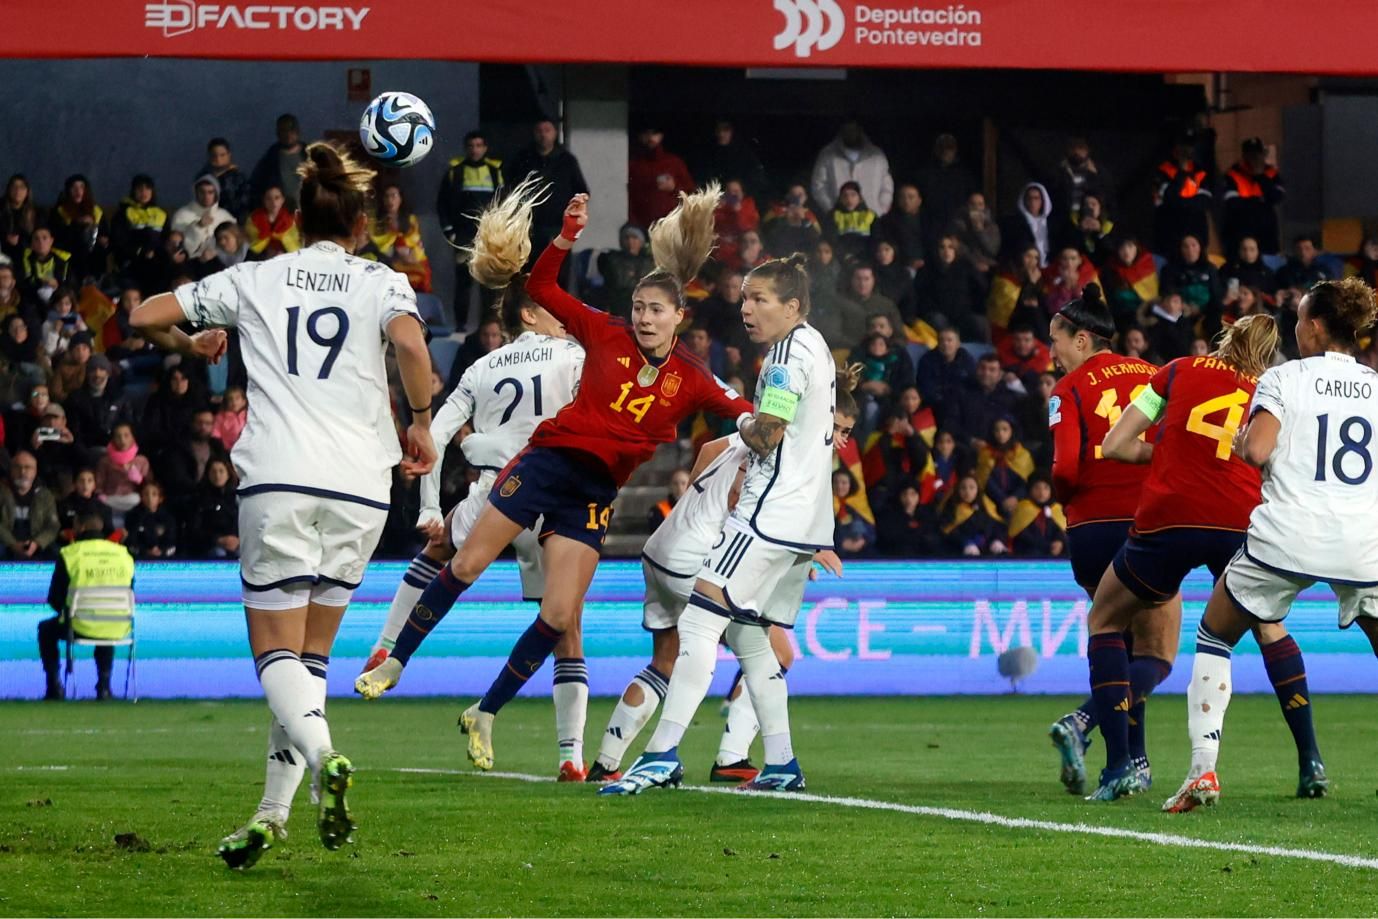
[646,601,728,753]
[553,658,589,768]
[378,554,444,649]
[596,666,668,770]
[729,621,793,766]
[1187,624,1234,780]
[257,717,304,820]
[255,649,332,773]
[716,677,759,766]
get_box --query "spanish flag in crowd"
[986,268,1026,338]
[1101,249,1159,316]
[834,435,875,525]
[79,285,118,352]
[1007,498,1068,543]
[974,439,1037,495]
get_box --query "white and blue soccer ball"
[359,91,436,168]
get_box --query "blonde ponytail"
[464,174,551,289]
[636,182,722,306]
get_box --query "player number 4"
[1185,389,1251,460]
[610,381,655,423]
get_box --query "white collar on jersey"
[311,240,345,254]
[1323,351,1357,362]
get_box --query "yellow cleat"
[354,657,402,700]
[458,703,495,770]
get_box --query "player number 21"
[610,382,655,423]
[1092,386,1148,458]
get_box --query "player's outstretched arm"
[129,292,227,363]
[387,314,438,476]
[1103,404,1157,464]
[738,412,789,458]
[1234,410,1280,468]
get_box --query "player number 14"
[610,382,655,423]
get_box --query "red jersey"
[1049,351,1157,527]
[525,244,753,487]
[1134,356,1262,533]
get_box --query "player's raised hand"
[811,549,843,580]
[401,422,438,477]
[560,193,590,242]
[189,329,228,364]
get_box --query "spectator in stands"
[1222,236,1279,300]
[945,353,1021,446]
[1,174,39,264]
[694,266,751,360]
[810,237,842,297]
[1100,236,1159,335]
[245,185,300,258]
[1345,236,1378,288]
[827,182,878,263]
[370,183,431,292]
[39,287,86,357]
[1008,473,1066,558]
[938,473,1004,557]
[109,175,167,270]
[712,179,760,271]
[872,386,935,498]
[1066,193,1114,264]
[124,479,176,559]
[682,324,727,379]
[250,113,305,207]
[877,183,930,270]
[212,222,250,270]
[197,138,251,220]
[737,230,767,270]
[850,330,914,435]
[1000,182,1053,266]
[1161,233,1224,337]
[1121,326,1156,363]
[105,287,162,383]
[95,422,149,519]
[876,478,936,557]
[916,327,975,408]
[188,457,238,558]
[930,427,966,499]
[647,467,691,534]
[172,175,234,261]
[139,365,202,460]
[1139,292,1194,362]
[997,323,1052,386]
[21,226,71,301]
[447,316,504,391]
[0,261,23,322]
[913,234,987,340]
[1152,132,1212,256]
[1041,246,1096,320]
[0,450,59,559]
[1021,372,1058,467]
[845,263,905,336]
[986,246,1046,341]
[762,184,821,258]
[628,124,694,230]
[130,229,192,296]
[51,174,107,282]
[872,239,916,319]
[947,192,1000,274]
[5,383,52,454]
[832,468,875,557]
[1053,136,1111,223]
[596,224,653,320]
[697,119,768,199]
[211,386,247,450]
[438,130,503,331]
[916,134,978,237]
[811,119,894,216]
[1220,137,1285,256]
[975,416,1033,519]
[30,402,80,488]
[58,467,112,541]
[506,118,589,266]
[155,409,227,510]
[1275,234,1330,299]
[1223,284,1267,326]
[48,331,92,403]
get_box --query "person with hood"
[627,125,695,230]
[1000,182,1053,266]
[916,134,978,236]
[811,119,894,215]
[172,175,235,261]
[249,113,305,207]
[109,174,168,269]
[596,223,655,320]
[196,138,252,220]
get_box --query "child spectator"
[1007,473,1066,557]
[212,386,248,450]
[930,428,966,499]
[876,478,937,557]
[95,422,150,521]
[1099,237,1159,335]
[246,185,300,258]
[213,222,251,270]
[865,386,936,500]
[39,286,86,356]
[938,473,1005,557]
[647,467,691,534]
[827,181,878,263]
[58,467,114,542]
[189,458,239,558]
[369,182,431,292]
[975,416,1034,519]
[832,468,875,557]
[850,331,914,436]
[48,331,93,402]
[124,480,177,558]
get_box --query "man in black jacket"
[505,119,588,283]
[249,114,305,207]
[437,131,503,331]
[65,355,127,456]
[944,353,1022,446]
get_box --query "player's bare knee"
[651,629,679,674]
[769,627,795,669]
[693,579,725,605]
[623,681,644,706]
[1252,620,1289,646]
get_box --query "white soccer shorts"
[641,557,696,631]
[448,469,545,601]
[698,519,813,627]
[1223,548,1378,629]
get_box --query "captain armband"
[1131,386,1167,423]
[758,386,800,422]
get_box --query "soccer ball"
[359,91,436,168]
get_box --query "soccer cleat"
[361,646,389,674]
[458,704,495,771]
[584,761,622,783]
[1049,715,1091,795]
[1162,771,1221,813]
[1085,765,1146,802]
[317,752,356,851]
[1131,755,1153,791]
[740,758,806,792]
[597,750,684,796]
[710,759,760,784]
[354,657,402,700]
[217,813,287,870]
[557,761,587,782]
[1297,760,1329,798]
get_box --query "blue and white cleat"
[1131,754,1152,791]
[739,758,806,792]
[597,749,684,796]
[1049,714,1092,795]
[1085,764,1146,802]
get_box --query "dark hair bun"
[1082,282,1104,307]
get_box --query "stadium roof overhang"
[3,0,1373,74]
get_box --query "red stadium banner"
[3,0,1378,74]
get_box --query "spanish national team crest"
[660,372,682,397]
[499,475,522,498]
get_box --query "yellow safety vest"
[60,540,135,640]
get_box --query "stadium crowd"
[3,113,1374,561]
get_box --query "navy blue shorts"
[1113,526,1246,604]
[1067,520,1133,594]
[487,447,619,553]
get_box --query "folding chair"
[64,586,137,701]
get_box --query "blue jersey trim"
[237,483,391,511]
[241,574,318,592]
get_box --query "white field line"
[389,767,1378,871]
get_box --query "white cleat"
[458,703,495,770]
[354,657,402,700]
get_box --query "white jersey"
[420,331,584,515]
[643,434,751,577]
[1246,351,1378,584]
[733,322,835,551]
[175,241,419,505]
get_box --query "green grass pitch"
[6,695,1378,917]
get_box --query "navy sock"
[1126,656,1173,762]
[1088,632,1132,773]
[1262,635,1320,764]
[1069,699,1097,733]
[391,566,469,665]
[479,616,564,715]
[301,652,329,682]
